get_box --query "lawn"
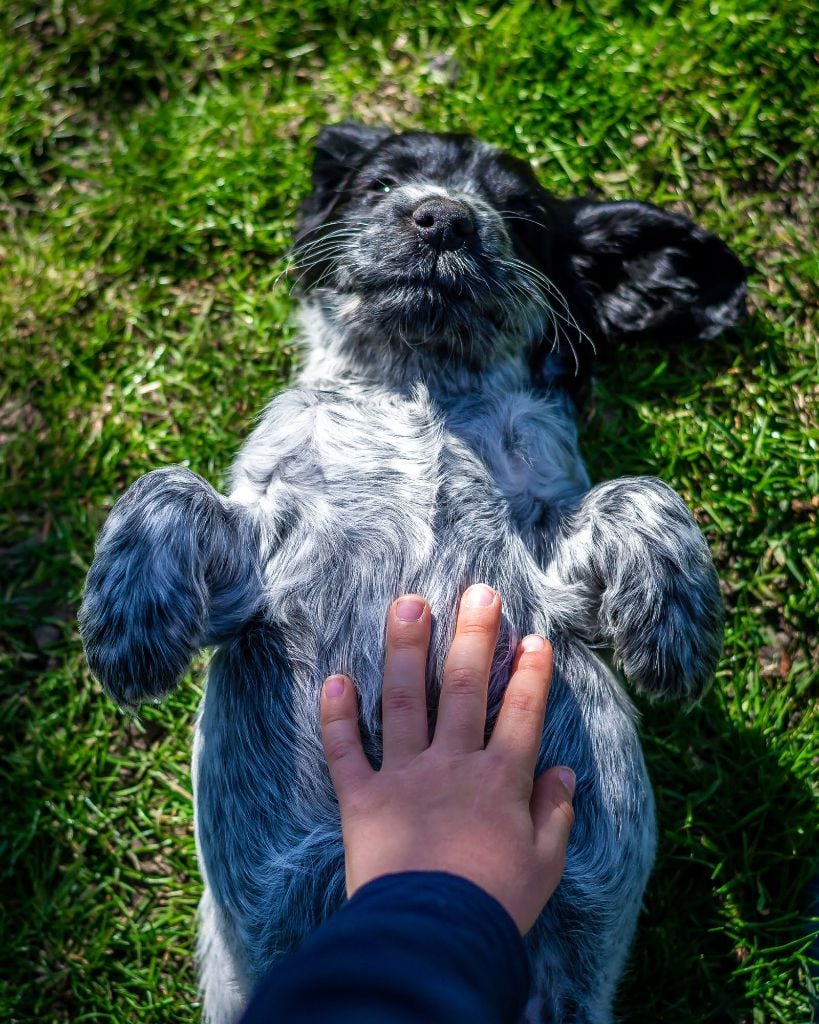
[1,0,816,1021]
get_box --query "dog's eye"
[368,178,396,194]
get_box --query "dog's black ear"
[554,199,748,344]
[311,122,390,192]
[296,122,391,237]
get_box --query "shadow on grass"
[583,313,817,1019]
[619,694,817,1021]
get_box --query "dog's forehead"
[362,132,527,192]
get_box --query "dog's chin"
[340,280,499,343]
[374,280,482,310]
[350,265,500,319]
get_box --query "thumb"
[320,675,373,805]
[531,766,576,866]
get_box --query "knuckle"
[429,750,468,775]
[457,620,493,639]
[518,648,550,672]
[322,706,352,729]
[388,628,426,652]
[326,737,356,763]
[382,687,419,715]
[342,791,369,818]
[445,664,480,696]
[503,688,538,715]
[483,748,516,782]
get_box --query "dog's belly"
[196,384,654,998]
[231,383,590,726]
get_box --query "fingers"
[531,766,575,864]
[489,636,553,787]
[434,585,501,753]
[320,675,373,804]
[381,596,432,766]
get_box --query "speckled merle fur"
[79,124,747,1023]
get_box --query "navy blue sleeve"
[239,871,531,1024]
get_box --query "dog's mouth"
[354,255,497,307]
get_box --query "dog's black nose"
[412,198,475,252]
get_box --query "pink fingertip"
[521,634,546,653]
[558,767,576,798]
[325,675,346,698]
[396,597,425,621]
[462,584,496,608]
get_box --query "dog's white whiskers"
[497,209,550,230]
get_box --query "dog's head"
[294,123,747,389]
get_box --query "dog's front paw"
[79,468,217,708]
[587,477,724,702]
[611,554,723,702]
[561,473,724,700]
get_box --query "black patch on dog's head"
[294,123,747,394]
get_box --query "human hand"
[320,585,575,935]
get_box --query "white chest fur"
[230,362,589,540]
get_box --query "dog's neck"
[296,301,531,399]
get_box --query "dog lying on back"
[80,123,746,1023]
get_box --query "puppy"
[79,124,746,1023]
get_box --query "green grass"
[1,1,817,1020]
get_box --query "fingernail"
[463,584,496,608]
[521,634,546,652]
[558,767,576,798]
[396,597,425,621]
[325,675,346,698]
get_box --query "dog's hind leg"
[525,849,650,1024]
[79,466,262,708]
[523,641,656,1024]
[547,475,723,701]
[197,884,253,1024]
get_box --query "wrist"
[351,869,530,946]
